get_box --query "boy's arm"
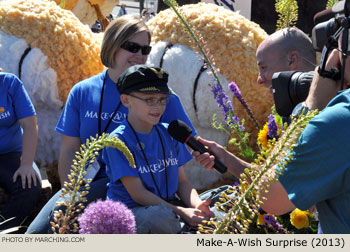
[176,166,213,217]
[121,176,212,226]
[176,166,204,208]
[121,176,166,206]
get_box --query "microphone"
[168,120,227,174]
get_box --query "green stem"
[166,3,222,88]
[214,113,313,233]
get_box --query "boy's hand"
[178,206,213,227]
[196,199,214,218]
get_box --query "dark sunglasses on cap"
[120,41,152,55]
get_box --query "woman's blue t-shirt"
[0,73,36,154]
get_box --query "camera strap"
[318,66,341,81]
[318,0,350,87]
[318,25,343,82]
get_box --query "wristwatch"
[291,102,310,118]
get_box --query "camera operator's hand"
[306,49,343,110]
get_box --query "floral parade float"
[0,0,322,233]
[146,2,272,188]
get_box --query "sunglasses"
[120,41,152,55]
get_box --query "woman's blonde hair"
[101,15,151,68]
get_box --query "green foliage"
[50,133,134,234]
[198,110,319,234]
[326,0,339,9]
[0,217,21,234]
[212,114,255,162]
[275,0,299,30]
[60,0,66,9]
[164,0,259,162]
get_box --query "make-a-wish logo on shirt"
[138,151,179,174]
[0,108,10,119]
[84,110,126,123]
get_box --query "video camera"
[272,0,350,117]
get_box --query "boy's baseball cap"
[117,64,170,94]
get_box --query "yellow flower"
[257,212,266,226]
[258,123,269,150]
[290,209,309,229]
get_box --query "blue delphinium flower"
[212,83,234,121]
[78,199,136,234]
[228,82,259,129]
[267,114,279,139]
[264,214,287,234]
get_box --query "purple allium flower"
[212,83,234,120]
[267,114,279,139]
[228,82,259,129]
[78,199,136,234]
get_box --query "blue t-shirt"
[0,73,36,154]
[279,89,350,234]
[104,121,192,208]
[56,70,196,176]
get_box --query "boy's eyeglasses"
[128,94,170,106]
[120,41,152,55]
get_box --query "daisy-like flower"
[258,114,283,150]
[78,199,136,234]
[258,123,269,150]
[290,208,310,229]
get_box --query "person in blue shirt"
[104,65,213,233]
[117,4,127,17]
[0,72,41,232]
[27,15,196,233]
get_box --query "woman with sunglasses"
[26,15,196,233]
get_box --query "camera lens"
[272,71,314,117]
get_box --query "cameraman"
[256,27,316,94]
[193,46,349,233]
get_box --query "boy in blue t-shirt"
[103,65,213,233]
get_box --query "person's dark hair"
[101,15,151,68]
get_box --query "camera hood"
[272,71,314,117]
[333,0,346,14]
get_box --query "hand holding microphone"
[168,120,227,174]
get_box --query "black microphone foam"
[168,120,227,174]
[167,120,192,143]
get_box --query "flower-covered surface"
[147,2,273,151]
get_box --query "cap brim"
[124,82,170,94]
